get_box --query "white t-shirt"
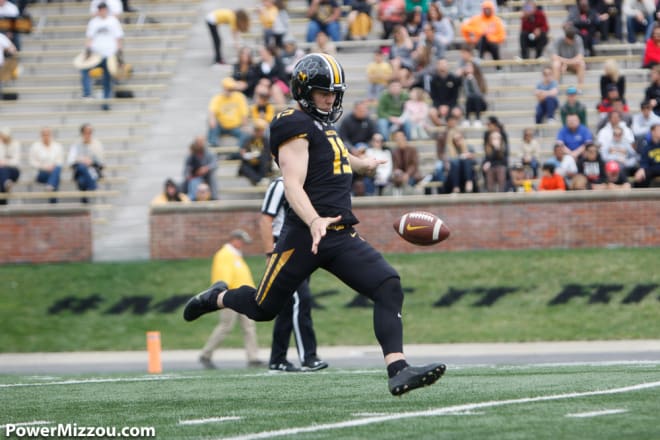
[89,0,123,16]
[0,33,12,66]
[86,15,124,57]
[0,1,19,18]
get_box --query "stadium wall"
[150,189,660,259]
[0,205,92,263]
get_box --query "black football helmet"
[290,53,347,123]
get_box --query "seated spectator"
[644,64,660,116]
[556,113,593,160]
[391,129,422,195]
[445,130,476,193]
[438,0,459,22]
[552,25,586,91]
[405,0,429,16]
[509,162,531,192]
[311,30,336,55]
[634,123,660,186]
[377,0,405,39]
[377,79,411,139]
[366,50,393,103]
[404,7,424,39]
[205,8,249,65]
[151,178,190,204]
[81,3,124,111]
[238,119,271,186]
[427,3,454,51]
[364,133,393,196]
[593,160,632,189]
[483,115,509,151]
[67,123,104,202]
[194,182,212,201]
[547,141,578,186]
[623,0,654,43]
[600,59,626,103]
[184,136,218,201]
[535,66,559,124]
[90,0,123,17]
[339,100,377,153]
[597,85,629,116]
[520,128,540,178]
[519,0,549,59]
[568,0,599,56]
[306,0,341,43]
[576,141,606,188]
[0,126,20,204]
[417,58,462,126]
[597,110,635,153]
[537,162,566,191]
[232,47,259,99]
[632,99,660,145]
[346,0,372,40]
[270,0,289,48]
[29,127,63,203]
[461,61,487,127]
[279,37,304,83]
[599,125,639,176]
[460,1,506,63]
[597,98,632,130]
[597,0,623,42]
[643,23,660,68]
[560,86,588,126]
[455,43,481,76]
[0,34,16,95]
[414,22,448,71]
[250,82,276,124]
[400,87,430,140]
[389,25,417,85]
[252,46,288,105]
[257,0,279,47]
[207,77,248,147]
[482,130,508,192]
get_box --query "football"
[393,211,450,246]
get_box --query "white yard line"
[0,421,51,429]
[0,374,200,388]
[217,381,660,440]
[566,409,628,418]
[179,417,242,426]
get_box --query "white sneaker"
[472,120,483,128]
[461,120,471,128]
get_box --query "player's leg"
[269,295,297,370]
[294,279,327,371]
[321,228,445,395]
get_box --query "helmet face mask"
[291,53,347,123]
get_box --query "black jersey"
[269,108,358,226]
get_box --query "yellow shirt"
[211,243,255,288]
[210,9,236,30]
[250,103,275,123]
[208,92,249,130]
[259,5,278,29]
[367,61,393,86]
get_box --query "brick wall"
[150,190,660,259]
[0,206,92,264]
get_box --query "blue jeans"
[72,164,98,191]
[207,124,245,147]
[448,158,475,192]
[36,166,62,203]
[377,118,411,140]
[535,97,558,124]
[306,20,341,42]
[626,15,654,43]
[81,57,112,99]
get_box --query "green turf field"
[1,248,659,352]
[1,363,659,439]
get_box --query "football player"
[184,53,445,395]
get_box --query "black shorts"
[255,222,399,316]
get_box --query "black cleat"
[301,357,328,372]
[183,281,228,322]
[199,356,217,370]
[388,363,446,396]
[269,361,301,372]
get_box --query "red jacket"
[520,10,549,34]
[643,39,660,67]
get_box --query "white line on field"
[217,380,660,440]
[0,421,51,429]
[0,375,202,388]
[179,417,242,426]
[566,409,628,418]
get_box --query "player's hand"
[363,157,387,177]
[309,215,341,255]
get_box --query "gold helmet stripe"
[320,53,341,86]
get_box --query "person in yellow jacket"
[199,230,265,369]
[207,77,249,147]
[460,0,506,64]
[205,8,250,65]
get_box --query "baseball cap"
[605,161,620,174]
[566,86,578,95]
[230,229,252,243]
[222,77,238,90]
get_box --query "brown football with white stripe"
[393,211,450,246]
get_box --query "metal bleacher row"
[0,0,201,221]
[1,0,652,208]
